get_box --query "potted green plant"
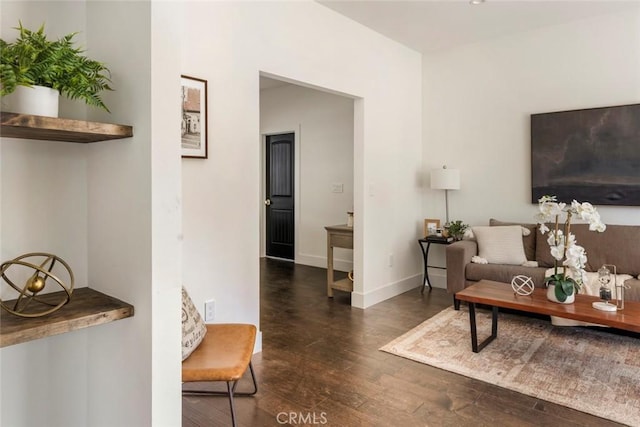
[446,220,468,241]
[0,22,112,117]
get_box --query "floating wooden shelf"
[0,287,134,348]
[0,112,133,143]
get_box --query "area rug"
[380,307,640,426]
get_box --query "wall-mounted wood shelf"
[0,287,134,348]
[0,112,133,143]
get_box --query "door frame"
[260,129,300,262]
[257,72,364,308]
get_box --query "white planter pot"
[546,283,575,304]
[1,85,60,117]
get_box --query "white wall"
[0,3,89,293]
[86,1,181,425]
[1,3,90,426]
[181,0,422,315]
[149,2,183,424]
[86,3,154,423]
[260,83,354,271]
[1,1,182,425]
[423,8,640,286]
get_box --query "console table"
[325,224,353,297]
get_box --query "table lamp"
[430,165,460,225]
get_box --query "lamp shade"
[430,167,460,190]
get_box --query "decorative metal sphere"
[27,276,46,293]
[0,253,74,317]
[511,275,534,296]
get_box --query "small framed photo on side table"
[423,218,441,237]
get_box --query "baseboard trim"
[275,255,447,309]
[296,253,353,272]
[254,330,262,354]
[351,270,447,309]
[426,268,447,290]
[265,256,293,263]
[351,274,419,309]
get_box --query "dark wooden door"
[265,133,294,260]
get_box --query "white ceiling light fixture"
[470,0,486,5]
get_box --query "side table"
[418,236,452,293]
[325,224,354,297]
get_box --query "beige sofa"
[447,219,640,309]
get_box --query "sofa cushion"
[536,223,640,275]
[466,263,547,288]
[490,218,537,261]
[473,225,528,265]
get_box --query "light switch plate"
[204,299,215,322]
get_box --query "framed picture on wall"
[181,75,208,159]
[423,218,441,237]
[531,103,640,205]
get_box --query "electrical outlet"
[388,253,394,267]
[204,299,215,322]
[331,183,344,193]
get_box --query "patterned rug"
[380,307,640,426]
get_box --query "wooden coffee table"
[455,280,640,353]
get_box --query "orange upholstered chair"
[182,323,258,427]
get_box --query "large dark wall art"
[531,103,640,206]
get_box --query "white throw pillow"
[466,225,530,240]
[182,286,207,361]
[472,225,527,265]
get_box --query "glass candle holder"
[593,265,617,312]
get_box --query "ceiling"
[317,1,639,53]
[260,1,637,90]
[259,76,291,90]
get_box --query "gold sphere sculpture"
[0,253,74,318]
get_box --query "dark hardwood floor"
[183,258,620,426]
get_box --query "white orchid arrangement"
[535,195,606,302]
